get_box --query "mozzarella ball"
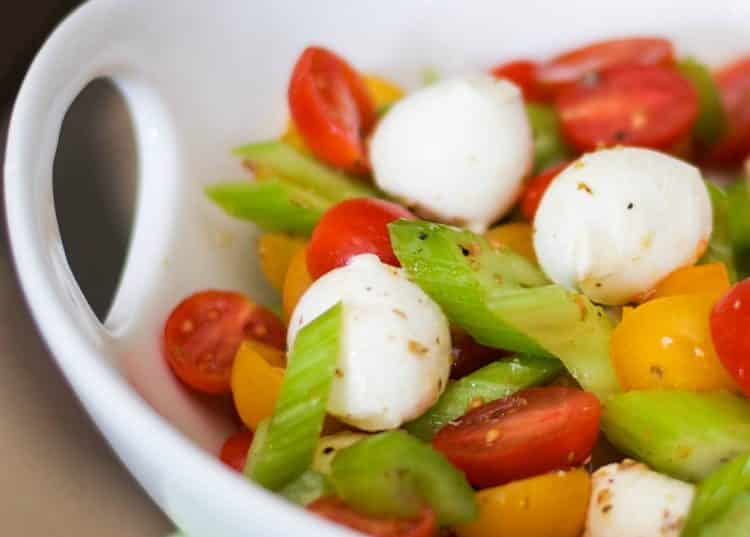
[584,460,694,537]
[312,432,367,475]
[534,148,712,305]
[287,254,451,431]
[369,75,532,233]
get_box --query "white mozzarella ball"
[287,254,451,431]
[369,75,533,233]
[584,460,694,537]
[534,147,712,305]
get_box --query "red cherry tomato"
[711,279,750,396]
[288,46,376,174]
[308,498,436,537]
[432,387,600,489]
[705,57,750,164]
[219,430,254,472]
[537,37,674,94]
[306,198,415,280]
[556,64,698,152]
[490,60,544,102]
[450,329,508,379]
[519,161,570,222]
[163,291,286,394]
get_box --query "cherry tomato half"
[163,291,286,394]
[519,161,570,222]
[556,64,698,152]
[308,497,436,537]
[306,198,415,280]
[706,57,750,164]
[450,328,508,379]
[711,279,750,396]
[537,37,674,93]
[432,387,600,489]
[219,430,254,472]
[490,60,544,102]
[288,46,376,174]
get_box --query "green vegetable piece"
[330,430,478,525]
[526,103,569,173]
[693,492,750,537]
[389,220,620,398]
[700,181,737,281]
[678,57,727,146]
[602,390,750,482]
[728,178,750,280]
[233,141,379,202]
[406,355,562,440]
[683,452,750,537]
[279,470,333,506]
[246,303,342,490]
[205,179,329,234]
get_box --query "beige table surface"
[1,112,173,536]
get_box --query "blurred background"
[1,2,171,535]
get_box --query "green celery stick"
[279,470,333,506]
[330,431,477,525]
[233,141,379,201]
[693,492,750,537]
[205,179,329,235]
[700,181,737,281]
[728,178,750,279]
[683,452,750,537]
[526,103,570,173]
[678,57,727,146]
[406,355,562,441]
[246,303,342,490]
[602,390,750,482]
[389,220,620,398]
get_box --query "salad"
[163,37,750,537]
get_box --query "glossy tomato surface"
[308,498,436,537]
[706,57,750,164]
[288,46,376,174]
[219,430,254,472]
[307,198,414,279]
[490,60,544,101]
[711,279,750,396]
[432,387,600,488]
[556,64,697,152]
[163,290,286,394]
[519,161,570,222]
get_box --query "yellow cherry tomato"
[611,294,737,391]
[455,468,590,537]
[241,339,286,368]
[231,341,284,430]
[258,233,307,292]
[282,245,313,321]
[649,262,730,301]
[485,222,537,264]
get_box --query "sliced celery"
[526,103,570,173]
[205,180,328,235]
[602,390,750,482]
[279,470,333,506]
[694,492,750,537]
[246,303,342,490]
[389,220,620,398]
[406,355,562,440]
[330,431,477,525]
[683,452,750,537]
[233,141,379,201]
[701,181,737,281]
[678,57,727,146]
[728,178,750,279]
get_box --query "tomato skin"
[432,387,600,489]
[490,60,544,102]
[163,291,286,394]
[450,329,508,379]
[306,198,415,280]
[519,161,570,222]
[711,279,750,396]
[537,37,674,93]
[308,497,436,537]
[219,430,254,472]
[556,64,698,152]
[288,47,376,174]
[706,57,750,164]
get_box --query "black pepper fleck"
[460,245,470,256]
[418,232,428,241]
[627,202,634,210]
[323,447,335,455]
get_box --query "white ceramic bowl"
[5,1,750,535]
